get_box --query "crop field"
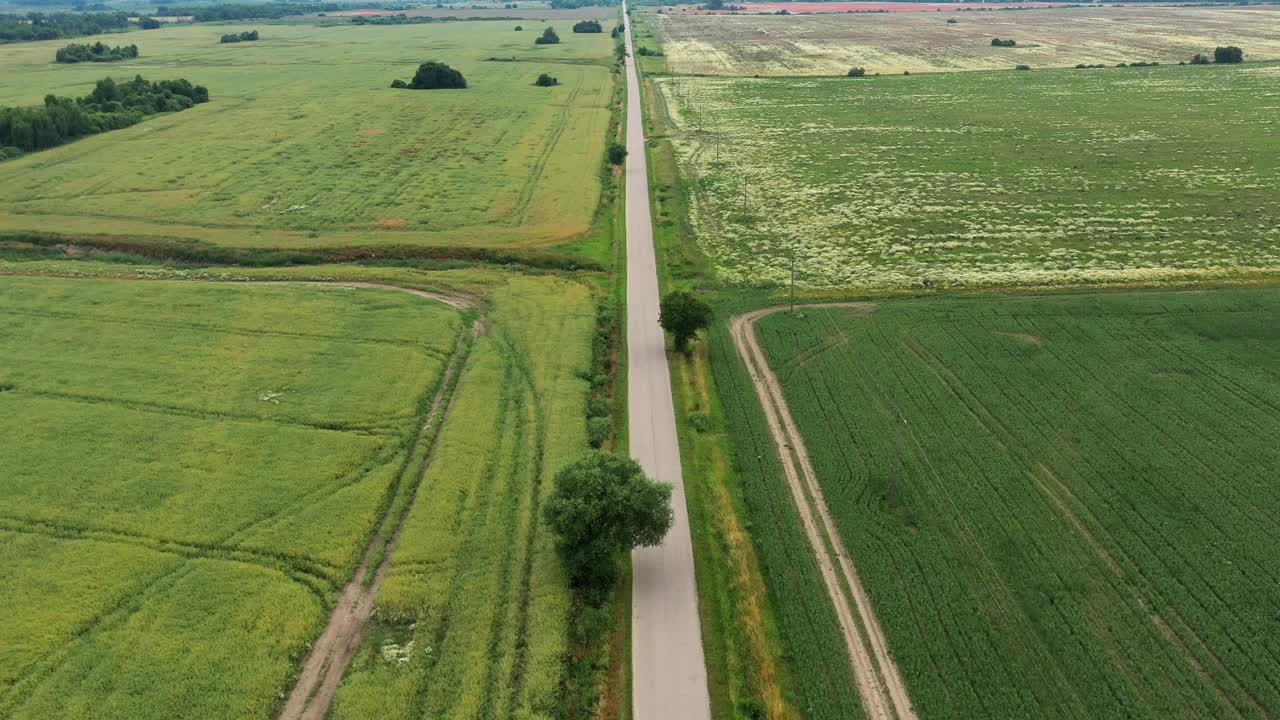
[648,5,1280,75]
[656,64,1280,289]
[727,287,1280,719]
[0,275,464,718]
[0,19,616,249]
[329,276,595,720]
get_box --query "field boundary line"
[730,303,916,720]
[277,317,479,720]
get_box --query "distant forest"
[55,40,138,62]
[0,75,208,159]
[0,11,129,43]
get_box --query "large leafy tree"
[543,451,672,602]
[407,61,466,89]
[659,290,713,353]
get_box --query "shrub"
[606,142,627,165]
[572,19,602,32]
[1214,45,1243,64]
[847,66,866,77]
[514,24,523,30]
[139,16,161,29]
[535,27,560,44]
[991,38,1016,47]
[406,61,466,89]
[635,46,662,56]
[220,30,258,43]
[688,411,711,433]
[535,72,559,86]
[1015,64,1031,71]
[390,78,407,88]
[587,416,610,448]
[946,17,957,23]
[1190,53,1210,65]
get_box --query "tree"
[659,290,712,353]
[514,24,523,30]
[572,19,602,33]
[847,66,865,77]
[534,26,559,45]
[534,72,558,86]
[1190,53,1210,65]
[606,142,626,165]
[139,16,161,29]
[407,61,466,89]
[543,451,673,601]
[1214,46,1243,64]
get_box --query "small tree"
[535,72,559,86]
[659,290,712,353]
[1015,64,1031,71]
[847,66,866,77]
[390,78,407,88]
[408,61,467,89]
[1214,46,1243,64]
[1190,53,1210,65]
[606,142,627,165]
[535,27,560,45]
[139,16,161,29]
[573,19,603,33]
[543,451,673,601]
[514,24,523,30]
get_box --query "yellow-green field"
[0,19,617,249]
[0,267,598,719]
[647,5,1280,75]
[0,276,463,719]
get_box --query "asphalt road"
[622,8,713,720]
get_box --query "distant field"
[0,276,462,718]
[728,287,1280,719]
[648,5,1280,74]
[324,5,615,19]
[657,64,1280,289]
[0,20,617,249]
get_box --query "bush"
[1015,64,1031,71]
[587,417,610,448]
[139,16,161,29]
[606,142,627,165]
[535,72,559,86]
[405,61,466,89]
[514,24,523,30]
[635,46,662,56]
[847,66,866,77]
[55,42,138,63]
[535,27,560,44]
[1214,45,1243,64]
[572,19,602,32]
[220,30,259,43]
[390,78,407,88]
[946,17,957,23]
[688,411,711,433]
[0,146,23,161]
[991,38,1016,47]
[1190,53,1210,65]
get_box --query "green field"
[0,275,463,718]
[0,19,617,249]
[715,287,1280,719]
[657,64,1280,290]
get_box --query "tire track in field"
[730,304,917,720]
[510,78,583,227]
[277,317,478,720]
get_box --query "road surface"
[623,7,713,720]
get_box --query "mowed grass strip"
[331,276,595,720]
[743,287,1280,719]
[0,20,616,248]
[0,276,463,719]
[659,64,1280,289]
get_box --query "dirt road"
[731,304,917,720]
[623,7,713,720]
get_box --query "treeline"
[220,30,258,42]
[153,2,411,22]
[549,0,619,8]
[55,41,138,62]
[1,11,129,43]
[0,75,208,159]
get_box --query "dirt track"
[275,291,476,720]
[730,304,917,720]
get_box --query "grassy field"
[721,287,1280,719]
[655,63,1280,290]
[646,5,1280,75]
[0,19,617,249]
[0,275,463,719]
[329,275,597,720]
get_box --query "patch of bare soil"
[357,128,386,136]
[372,217,408,228]
[731,302,917,720]
[998,331,1044,347]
